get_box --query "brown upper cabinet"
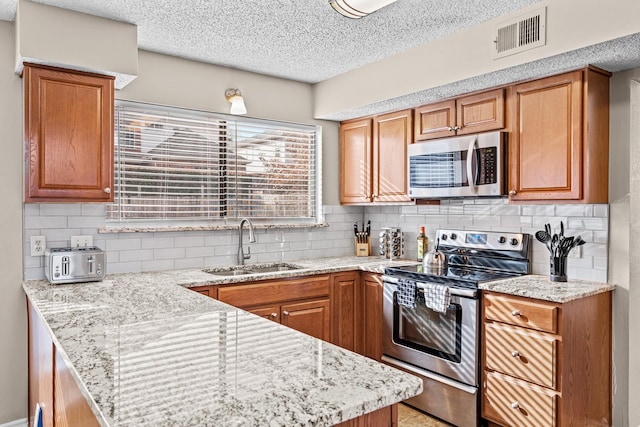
[507,67,610,203]
[414,88,505,141]
[339,109,412,204]
[23,63,115,202]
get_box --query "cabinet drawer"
[484,293,558,333]
[485,322,558,389]
[217,275,330,307]
[483,371,558,427]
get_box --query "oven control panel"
[436,229,526,251]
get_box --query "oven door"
[382,276,479,386]
[407,131,504,199]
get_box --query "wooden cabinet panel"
[508,67,610,203]
[414,89,505,141]
[339,110,411,204]
[281,299,331,341]
[332,272,361,352]
[340,118,372,204]
[482,291,612,427]
[28,302,54,427]
[485,322,558,389]
[54,348,101,427]
[217,275,330,307]
[483,371,558,427]
[247,305,280,322]
[23,63,114,202]
[456,89,505,135]
[361,273,383,361]
[414,100,456,141]
[372,110,412,202]
[484,293,558,333]
[190,285,217,299]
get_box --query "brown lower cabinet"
[28,301,100,427]
[217,274,332,341]
[481,291,612,427]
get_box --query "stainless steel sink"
[203,263,304,276]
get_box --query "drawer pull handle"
[270,313,277,318]
[283,311,289,316]
[511,351,520,358]
[511,310,521,316]
[511,402,520,409]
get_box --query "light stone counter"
[23,256,422,427]
[479,274,615,303]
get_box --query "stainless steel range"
[382,229,531,427]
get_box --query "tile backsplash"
[23,199,609,283]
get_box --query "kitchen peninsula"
[23,257,423,427]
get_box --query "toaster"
[44,247,106,284]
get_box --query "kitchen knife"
[353,222,359,237]
[365,220,371,237]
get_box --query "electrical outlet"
[567,245,582,259]
[30,235,46,256]
[71,235,93,248]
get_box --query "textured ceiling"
[0,0,539,83]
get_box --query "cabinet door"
[190,285,217,299]
[414,100,456,141]
[54,348,101,427]
[372,110,412,202]
[456,88,505,135]
[508,71,583,201]
[281,299,331,341]
[340,118,372,204]
[331,272,360,352]
[28,302,54,427]
[361,273,383,361]
[246,305,280,322]
[24,63,114,202]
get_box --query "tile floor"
[398,403,452,427]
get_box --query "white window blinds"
[106,102,319,224]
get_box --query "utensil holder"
[550,256,567,282]
[355,237,371,257]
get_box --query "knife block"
[355,237,371,257]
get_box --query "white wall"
[314,0,640,118]
[0,20,27,423]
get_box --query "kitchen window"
[106,101,321,226]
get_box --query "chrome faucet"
[237,218,256,265]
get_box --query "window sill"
[98,223,330,234]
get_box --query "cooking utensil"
[365,220,371,237]
[353,221,359,237]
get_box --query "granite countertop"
[23,256,422,427]
[479,274,616,303]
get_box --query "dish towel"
[421,282,451,313]
[396,279,417,308]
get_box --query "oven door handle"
[381,355,478,394]
[382,275,477,298]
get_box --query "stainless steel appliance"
[382,229,531,427]
[408,131,506,199]
[45,246,106,284]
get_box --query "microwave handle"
[466,136,479,193]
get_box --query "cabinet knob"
[508,190,517,196]
[270,313,277,318]
[103,187,111,194]
[511,310,521,316]
[283,311,289,316]
[511,350,520,358]
[447,126,455,132]
[511,402,520,410]
[452,126,461,131]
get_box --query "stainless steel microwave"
[408,131,506,199]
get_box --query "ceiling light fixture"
[329,0,398,19]
[225,88,247,115]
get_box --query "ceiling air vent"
[493,7,546,59]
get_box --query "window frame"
[106,100,323,228]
